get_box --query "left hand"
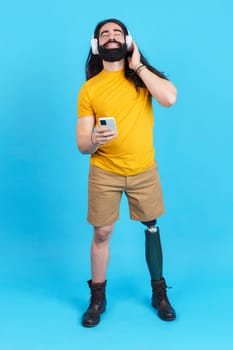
[127,41,141,70]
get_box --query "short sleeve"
[77,83,94,118]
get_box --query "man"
[77,18,177,327]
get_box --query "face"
[98,22,127,62]
[98,22,125,47]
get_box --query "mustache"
[103,39,122,48]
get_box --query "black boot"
[151,278,176,321]
[82,280,107,327]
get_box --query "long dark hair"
[85,18,168,87]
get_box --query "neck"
[102,59,125,71]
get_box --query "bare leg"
[91,224,114,283]
[82,224,114,327]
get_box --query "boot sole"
[81,307,106,327]
[152,303,176,321]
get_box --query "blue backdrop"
[1,0,233,349]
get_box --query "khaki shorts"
[88,164,165,227]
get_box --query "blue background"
[1,0,233,349]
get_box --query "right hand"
[92,126,118,145]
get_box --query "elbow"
[156,85,177,107]
[77,140,86,154]
[76,134,89,154]
[163,90,177,107]
[77,142,94,155]
[77,143,89,154]
[166,94,177,107]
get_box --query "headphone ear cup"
[126,34,133,51]
[91,38,99,55]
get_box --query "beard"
[98,42,127,62]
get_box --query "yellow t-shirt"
[78,69,155,176]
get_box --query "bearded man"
[77,18,177,327]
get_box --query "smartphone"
[99,117,117,131]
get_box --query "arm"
[76,116,118,154]
[128,41,177,107]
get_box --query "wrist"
[135,64,146,76]
[133,62,143,72]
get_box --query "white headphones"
[91,33,133,55]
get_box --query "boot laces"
[90,287,105,306]
[156,285,171,305]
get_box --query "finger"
[99,132,117,144]
[96,126,109,133]
[132,40,137,49]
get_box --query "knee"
[141,219,159,233]
[141,219,157,228]
[94,225,113,243]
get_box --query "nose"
[108,33,116,41]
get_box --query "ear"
[91,37,99,55]
[126,33,133,51]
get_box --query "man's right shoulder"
[79,73,102,94]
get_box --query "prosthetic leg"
[142,220,176,321]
